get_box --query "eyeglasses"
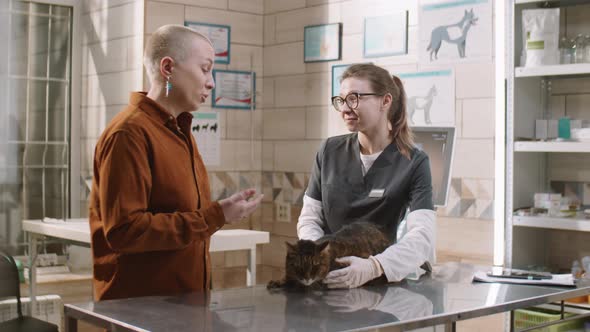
[331,92,383,112]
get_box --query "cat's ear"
[286,242,297,253]
[318,241,330,254]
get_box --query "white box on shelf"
[572,128,590,141]
[534,193,561,202]
[571,119,582,130]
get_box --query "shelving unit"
[514,141,590,153]
[505,0,590,272]
[515,63,590,77]
[513,216,590,232]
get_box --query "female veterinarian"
[297,63,436,289]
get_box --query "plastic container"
[558,117,571,139]
[514,307,584,332]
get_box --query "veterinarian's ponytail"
[341,64,414,159]
[390,75,414,160]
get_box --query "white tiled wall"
[185,7,263,45]
[79,0,144,198]
[263,0,305,15]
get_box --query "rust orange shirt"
[89,92,225,301]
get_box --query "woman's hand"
[323,256,382,289]
[219,188,263,224]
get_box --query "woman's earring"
[165,76,172,97]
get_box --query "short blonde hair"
[144,24,212,81]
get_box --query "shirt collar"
[129,92,194,132]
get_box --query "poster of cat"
[397,69,455,126]
[419,0,492,65]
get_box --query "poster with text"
[185,22,230,64]
[419,0,492,65]
[397,69,455,126]
[191,112,220,166]
[212,70,255,110]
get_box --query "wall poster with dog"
[397,69,455,127]
[191,112,220,166]
[419,0,492,65]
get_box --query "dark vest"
[306,133,433,242]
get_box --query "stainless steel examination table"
[64,262,590,332]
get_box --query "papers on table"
[473,271,575,287]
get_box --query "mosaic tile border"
[436,178,494,220]
[209,172,494,220]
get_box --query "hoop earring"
[165,76,172,97]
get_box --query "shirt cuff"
[203,201,226,235]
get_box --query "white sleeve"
[374,209,436,282]
[296,194,325,241]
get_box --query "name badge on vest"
[368,189,385,198]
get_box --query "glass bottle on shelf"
[574,34,586,63]
[559,36,574,64]
[584,35,590,63]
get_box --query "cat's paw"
[267,280,284,290]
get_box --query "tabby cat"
[267,221,392,290]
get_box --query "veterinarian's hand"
[323,288,383,312]
[323,256,382,289]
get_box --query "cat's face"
[285,240,331,287]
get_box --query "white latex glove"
[323,256,382,289]
[323,288,383,312]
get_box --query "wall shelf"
[515,0,590,5]
[513,216,590,232]
[515,64,590,78]
[514,141,590,153]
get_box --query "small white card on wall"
[191,112,220,166]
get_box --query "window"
[0,0,79,254]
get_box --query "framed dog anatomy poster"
[419,0,492,65]
[397,69,455,126]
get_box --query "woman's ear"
[381,93,393,112]
[159,56,174,78]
